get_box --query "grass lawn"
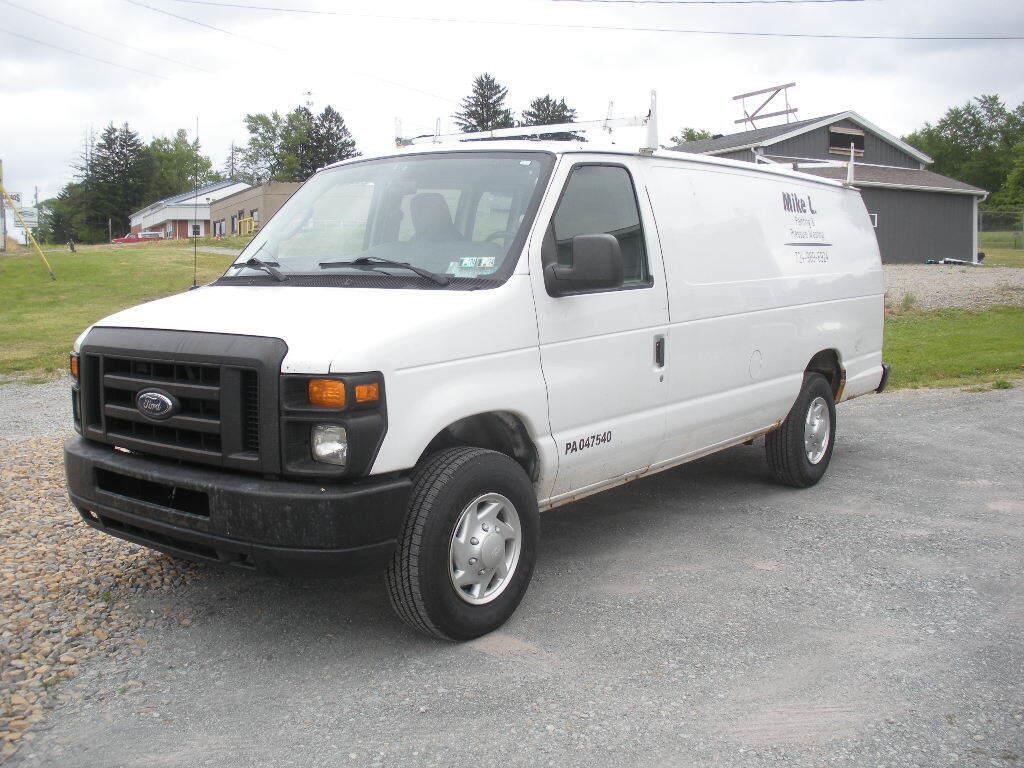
[884,305,1024,389]
[3,241,1023,389]
[980,230,1023,250]
[195,234,255,251]
[0,241,235,378]
[982,247,1024,268]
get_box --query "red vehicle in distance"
[111,231,164,244]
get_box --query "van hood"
[85,282,535,374]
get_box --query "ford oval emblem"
[135,389,178,420]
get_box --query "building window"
[829,126,865,156]
[869,213,878,228]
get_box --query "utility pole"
[108,217,112,242]
[0,159,6,253]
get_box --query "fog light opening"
[311,424,348,466]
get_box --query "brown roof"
[799,165,986,195]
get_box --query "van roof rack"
[396,91,660,155]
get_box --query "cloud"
[2,0,1022,199]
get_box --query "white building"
[2,195,35,246]
[129,180,250,239]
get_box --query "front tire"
[765,372,836,488]
[385,447,539,641]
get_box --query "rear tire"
[765,372,836,488]
[385,447,539,641]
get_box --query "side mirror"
[544,233,624,296]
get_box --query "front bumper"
[64,437,411,575]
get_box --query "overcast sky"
[2,0,1023,203]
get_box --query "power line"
[554,0,867,4]
[0,28,168,79]
[0,0,210,73]
[123,0,457,103]
[165,0,1024,40]
[122,0,288,52]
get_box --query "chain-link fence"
[979,210,1024,250]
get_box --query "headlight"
[281,372,385,477]
[311,424,348,466]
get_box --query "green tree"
[904,94,1024,195]
[306,105,358,176]
[240,111,284,184]
[146,129,221,203]
[37,194,77,244]
[222,141,245,181]
[239,105,359,183]
[521,95,577,126]
[453,74,515,133]
[59,122,152,242]
[990,141,1024,207]
[670,127,714,145]
[275,107,313,182]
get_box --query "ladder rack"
[396,91,660,154]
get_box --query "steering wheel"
[483,231,509,245]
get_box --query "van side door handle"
[654,335,666,368]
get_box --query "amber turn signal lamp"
[308,379,346,408]
[354,382,380,404]
[70,353,80,381]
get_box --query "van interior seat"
[410,192,462,242]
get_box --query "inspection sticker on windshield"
[446,256,496,277]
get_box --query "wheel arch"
[805,349,846,400]
[418,411,540,482]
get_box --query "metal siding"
[768,120,920,168]
[859,187,974,264]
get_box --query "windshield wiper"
[319,256,450,286]
[229,256,288,282]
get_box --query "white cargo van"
[64,137,888,640]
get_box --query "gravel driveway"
[2,385,1022,767]
[0,379,74,439]
[884,264,1024,310]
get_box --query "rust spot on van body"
[835,369,847,402]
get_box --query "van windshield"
[226,151,554,286]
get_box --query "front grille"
[97,355,227,458]
[100,356,225,456]
[78,328,286,474]
[242,370,260,452]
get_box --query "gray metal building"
[672,111,987,263]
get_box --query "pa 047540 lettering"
[565,431,613,455]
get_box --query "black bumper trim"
[876,363,891,393]
[64,436,411,574]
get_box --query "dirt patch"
[884,264,1024,311]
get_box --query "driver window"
[550,165,651,286]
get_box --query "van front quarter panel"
[365,275,556,493]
